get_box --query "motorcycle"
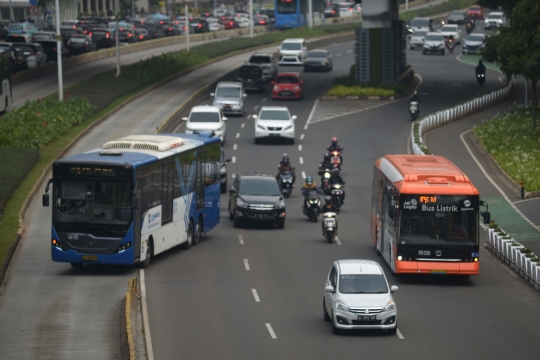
[322,212,338,244]
[279,171,294,198]
[330,150,342,170]
[445,38,455,53]
[466,22,474,34]
[330,182,345,214]
[302,190,321,222]
[409,101,419,121]
[321,168,332,192]
[476,72,485,86]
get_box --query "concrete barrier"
[120,278,143,360]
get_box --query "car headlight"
[293,86,299,90]
[275,199,285,209]
[273,86,279,91]
[237,198,249,208]
[256,124,266,130]
[384,299,396,312]
[335,299,348,312]
[282,125,293,131]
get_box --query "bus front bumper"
[52,245,135,265]
[395,260,479,275]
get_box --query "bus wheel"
[140,239,153,268]
[193,218,202,246]
[70,263,83,268]
[184,222,193,249]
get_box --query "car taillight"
[139,35,144,39]
[168,27,172,31]
[230,22,233,26]
[198,23,202,27]
[349,8,352,11]
[160,21,164,24]
[183,27,186,31]
[259,20,265,24]
[128,33,132,37]
[106,33,110,38]
[332,10,335,14]
[53,47,57,51]
[72,26,76,29]
[89,32,92,36]
[83,29,87,34]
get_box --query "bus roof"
[55,133,219,168]
[375,154,479,195]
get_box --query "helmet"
[324,152,331,161]
[332,168,340,175]
[282,153,289,163]
[478,60,483,65]
[306,176,313,185]
[325,196,332,205]
[331,137,338,145]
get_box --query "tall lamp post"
[54,0,63,100]
[249,0,253,38]
[115,0,120,77]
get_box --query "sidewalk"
[425,78,540,254]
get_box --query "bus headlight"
[115,242,132,253]
[384,299,396,312]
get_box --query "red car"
[272,73,304,100]
[466,5,484,19]
[222,17,240,30]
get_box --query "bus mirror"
[388,205,398,219]
[42,194,49,207]
[132,196,139,209]
[481,211,490,224]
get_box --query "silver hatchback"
[211,82,246,116]
[323,259,398,335]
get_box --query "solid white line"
[236,132,240,138]
[306,98,319,125]
[514,197,540,205]
[262,98,267,102]
[300,134,305,140]
[397,328,405,339]
[254,105,259,110]
[304,124,309,130]
[244,259,250,271]
[335,236,342,245]
[265,323,277,339]
[299,157,304,164]
[301,171,306,179]
[251,289,260,302]
[232,156,236,163]
[140,270,155,360]
[239,235,244,244]
[298,144,302,151]
[241,123,245,128]
[233,144,237,150]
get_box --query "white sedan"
[234,14,252,28]
[207,18,224,31]
[253,106,296,145]
[439,24,462,44]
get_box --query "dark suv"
[228,173,286,228]
[237,64,265,93]
[247,52,278,81]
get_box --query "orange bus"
[371,155,481,277]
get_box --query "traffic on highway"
[1,1,539,360]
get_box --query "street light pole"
[132,0,135,17]
[54,0,63,100]
[249,0,253,38]
[185,4,190,51]
[115,0,120,77]
[406,0,409,11]
[308,0,313,28]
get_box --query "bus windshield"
[277,0,297,14]
[399,194,478,246]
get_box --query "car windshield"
[189,112,220,122]
[467,35,484,42]
[34,33,52,40]
[488,14,502,19]
[238,66,262,79]
[70,37,87,43]
[10,24,23,30]
[307,51,327,58]
[412,31,427,37]
[450,11,464,16]
[441,26,457,32]
[239,179,280,196]
[249,55,271,63]
[426,34,443,41]
[276,76,299,84]
[410,19,429,27]
[259,110,290,120]
[216,87,241,97]
[339,274,388,294]
[281,42,302,50]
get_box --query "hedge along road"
[0,34,355,359]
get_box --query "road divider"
[121,278,144,360]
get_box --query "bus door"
[381,186,396,267]
[196,151,205,212]
[133,186,142,260]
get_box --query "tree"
[482,0,540,131]
[476,0,520,13]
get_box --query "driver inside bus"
[69,200,87,215]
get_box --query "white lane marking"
[241,123,245,128]
[244,259,250,271]
[140,270,155,360]
[451,84,463,87]
[236,132,240,138]
[514,197,540,205]
[265,323,277,339]
[335,236,342,245]
[346,49,352,53]
[251,289,260,302]
[397,328,405,339]
[304,124,309,130]
[299,157,304,164]
[300,134,305,140]
[302,171,307,180]
[262,98,267,102]
[460,130,540,231]
[306,98,319,124]
[254,105,259,110]
[337,53,342,57]
[232,173,236,180]
[233,144,237,150]
[239,235,244,244]
[232,156,236,163]
[298,144,302,151]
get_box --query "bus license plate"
[358,315,376,321]
[82,255,98,261]
[431,269,446,274]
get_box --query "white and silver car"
[183,105,227,143]
[439,24,462,44]
[338,2,355,17]
[211,82,246,116]
[252,106,296,144]
[207,18,224,31]
[463,33,486,55]
[423,32,445,55]
[409,30,428,50]
[324,260,398,335]
[278,38,307,65]
[484,12,506,30]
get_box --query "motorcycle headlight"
[385,299,396,312]
[237,199,249,208]
[282,125,293,131]
[334,184,342,189]
[256,124,266,130]
[324,173,331,179]
[275,199,285,209]
[335,299,348,312]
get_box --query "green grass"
[327,84,396,97]
[474,105,540,191]
[0,149,39,214]
[400,0,478,21]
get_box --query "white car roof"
[216,81,242,88]
[191,105,220,113]
[426,32,443,37]
[488,12,504,16]
[441,24,458,29]
[282,38,305,43]
[260,106,289,111]
[337,260,383,275]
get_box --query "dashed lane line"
[301,171,306,179]
[335,236,342,245]
[304,124,309,130]
[241,123,245,128]
[298,144,302,151]
[397,328,405,339]
[262,98,266,102]
[254,105,259,110]
[251,289,260,302]
[265,323,277,339]
[244,259,250,271]
[239,235,244,244]
[299,157,304,164]
[232,156,236,163]
[233,144,237,150]
[300,134,305,140]
[346,49,352,53]
[236,132,240,138]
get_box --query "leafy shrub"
[0,148,39,214]
[474,105,540,192]
[400,0,477,21]
[0,98,95,150]
[327,84,395,97]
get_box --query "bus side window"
[138,166,153,210]
[152,162,162,207]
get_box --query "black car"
[189,18,209,33]
[133,28,150,41]
[219,149,231,193]
[37,39,69,61]
[160,21,180,36]
[257,9,275,23]
[228,173,286,228]
[60,25,84,43]
[304,49,333,72]
[323,3,340,18]
[66,34,96,54]
[117,29,135,43]
[90,28,115,48]
[237,64,265,93]
[0,45,27,73]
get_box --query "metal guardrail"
[411,80,514,155]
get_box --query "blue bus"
[274,0,307,29]
[42,133,222,268]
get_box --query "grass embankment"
[474,105,540,192]
[399,0,478,21]
[0,22,360,269]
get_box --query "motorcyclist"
[321,196,338,235]
[465,16,475,30]
[476,60,486,75]
[328,168,345,202]
[327,137,343,165]
[276,153,296,187]
[318,153,332,175]
[410,91,420,115]
[445,34,455,49]
[301,176,320,210]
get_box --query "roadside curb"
[120,277,144,360]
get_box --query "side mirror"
[132,195,139,209]
[391,285,399,293]
[229,187,236,193]
[252,114,258,120]
[243,93,247,97]
[222,117,228,121]
[292,115,297,121]
[182,117,188,121]
[42,193,49,207]
[210,93,215,97]
[325,285,335,293]
[481,211,491,224]
[225,158,231,162]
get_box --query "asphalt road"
[144,29,540,359]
